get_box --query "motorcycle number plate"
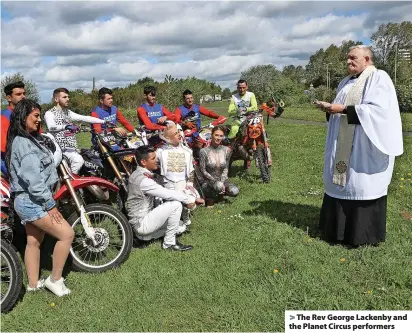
[249,116,261,125]
[102,134,117,143]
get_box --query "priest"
[315,45,403,247]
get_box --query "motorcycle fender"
[54,177,119,200]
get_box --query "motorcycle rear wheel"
[68,203,133,273]
[1,241,23,313]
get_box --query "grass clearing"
[2,117,411,331]
[202,101,412,132]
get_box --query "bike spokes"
[71,210,127,270]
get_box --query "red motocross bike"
[1,176,22,313]
[43,132,133,273]
[1,133,133,312]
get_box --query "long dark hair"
[5,99,45,177]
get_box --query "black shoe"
[163,242,193,251]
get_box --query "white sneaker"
[44,276,71,297]
[27,279,45,292]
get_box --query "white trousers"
[63,150,84,174]
[163,180,194,225]
[133,201,182,246]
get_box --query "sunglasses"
[148,93,156,97]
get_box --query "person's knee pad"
[229,187,240,197]
[214,181,225,192]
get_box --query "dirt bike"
[78,125,148,213]
[226,97,284,183]
[9,133,133,274]
[226,110,271,183]
[1,176,23,313]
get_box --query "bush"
[313,85,336,103]
[396,84,412,113]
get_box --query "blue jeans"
[14,193,48,225]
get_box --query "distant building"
[200,94,222,103]
[202,95,214,103]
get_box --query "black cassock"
[319,193,387,246]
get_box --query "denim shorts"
[14,193,48,225]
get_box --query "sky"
[1,0,412,103]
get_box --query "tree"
[222,88,232,99]
[1,72,40,106]
[282,65,306,83]
[371,21,412,75]
[305,40,363,89]
[164,74,177,83]
[240,64,281,103]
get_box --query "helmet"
[41,133,63,167]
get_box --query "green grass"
[401,113,412,132]
[204,101,412,132]
[282,105,412,133]
[2,117,412,331]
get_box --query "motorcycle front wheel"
[1,241,23,313]
[68,203,133,273]
[255,144,271,183]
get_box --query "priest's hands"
[314,101,345,114]
[327,104,346,114]
[313,100,331,111]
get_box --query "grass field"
[204,101,412,132]
[1,104,412,332]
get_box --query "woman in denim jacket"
[6,99,74,297]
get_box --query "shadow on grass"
[243,200,322,238]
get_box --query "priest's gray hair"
[349,45,374,64]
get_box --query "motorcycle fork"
[98,140,128,191]
[59,164,83,213]
[59,163,97,244]
[117,158,132,177]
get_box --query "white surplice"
[324,69,403,200]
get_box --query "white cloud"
[288,14,366,39]
[1,1,411,102]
